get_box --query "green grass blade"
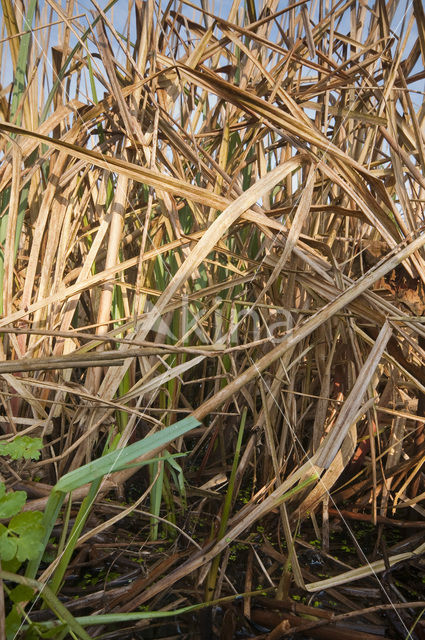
[149,459,164,540]
[48,479,102,595]
[26,417,200,579]
[206,407,247,599]
[54,416,200,493]
[10,0,37,126]
[25,491,65,580]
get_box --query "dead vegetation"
[1,0,425,638]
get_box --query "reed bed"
[1,0,425,637]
